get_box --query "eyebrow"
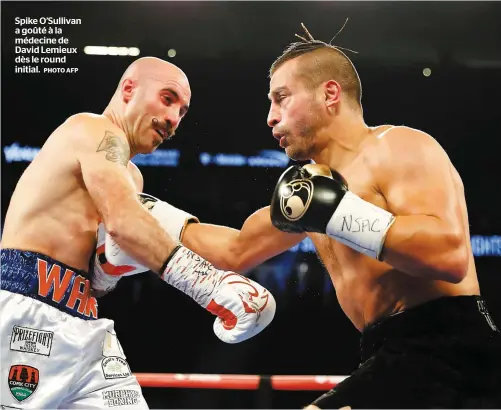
[267,86,288,101]
[163,87,190,115]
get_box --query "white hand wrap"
[139,193,199,241]
[162,245,276,344]
[326,191,395,260]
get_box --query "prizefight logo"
[8,365,39,402]
[102,390,141,407]
[279,179,314,221]
[10,325,53,356]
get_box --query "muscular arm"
[183,206,306,272]
[377,127,469,282]
[128,161,144,192]
[74,115,176,273]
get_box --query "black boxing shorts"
[310,295,501,409]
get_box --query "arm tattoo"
[96,131,130,166]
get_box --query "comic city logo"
[10,325,54,356]
[8,365,39,402]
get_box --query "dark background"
[2,2,501,408]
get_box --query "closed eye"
[276,95,287,104]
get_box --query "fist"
[91,223,150,295]
[161,245,276,344]
[270,164,348,234]
[207,272,276,344]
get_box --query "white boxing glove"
[91,193,199,293]
[162,245,276,344]
[91,223,150,293]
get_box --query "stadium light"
[83,46,140,56]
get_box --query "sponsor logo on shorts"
[477,300,499,332]
[7,365,39,402]
[36,258,98,319]
[101,357,131,379]
[102,389,141,407]
[103,331,125,358]
[10,325,54,356]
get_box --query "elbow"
[104,221,121,240]
[187,243,246,273]
[219,248,251,273]
[435,234,469,284]
[218,254,247,273]
[212,235,251,273]
[104,212,131,242]
[440,250,469,284]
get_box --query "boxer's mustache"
[152,118,175,139]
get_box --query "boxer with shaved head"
[1,57,275,409]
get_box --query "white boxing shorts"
[0,248,148,409]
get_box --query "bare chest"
[307,162,389,283]
[5,151,101,248]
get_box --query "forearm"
[183,223,242,271]
[96,208,277,345]
[183,207,305,272]
[381,215,468,282]
[107,207,178,273]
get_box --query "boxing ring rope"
[134,373,347,390]
[134,373,348,407]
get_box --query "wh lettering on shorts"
[10,325,54,356]
[7,365,39,403]
[102,390,141,407]
[36,258,98,319]
[0,249,98,320]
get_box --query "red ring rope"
[134,373,347,390]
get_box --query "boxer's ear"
[324,80,341,108]
[121,79,136,103]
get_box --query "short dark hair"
[269,40,362,107]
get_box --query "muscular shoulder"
[379,125,441,151]
[363,126,450,172]
[63,113,125,142]
[62,113,130,164]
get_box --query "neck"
[311,108,370,170]
[102,101,138,158]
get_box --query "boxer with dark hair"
[162,28,501,408]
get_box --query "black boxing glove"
[270,164,395,260]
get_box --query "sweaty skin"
[182,57,479,331]
[304,126,479,330]
[1,120,142,272]
[2,57,191,275]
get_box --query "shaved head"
[106,56,192,155]
[117,56,191,97]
